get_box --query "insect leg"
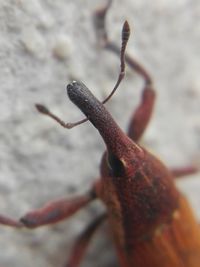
[20,187,97,229]
[64,213,107,267]
[126,83,155,141]
[0,215,23,228]
[171,166,199,179]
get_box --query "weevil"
[0,1,200,267]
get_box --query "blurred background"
[0,0,199,266]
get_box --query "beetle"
[0,1,199,267]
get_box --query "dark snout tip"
[66,80,82,95]
[66,81,93,110]
[66,81,88,102]
[66,81,77,100]
[66,80,77,91]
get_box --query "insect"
[0,1,199,267]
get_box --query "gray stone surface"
[0,0,199,266]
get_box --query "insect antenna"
[102,20,130,104]
[35,104,87,129]
[35,21,130,129]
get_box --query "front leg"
[0,215,23,228]
[21,192,95,228]
[0,181,99,229]
[127,84,155,141]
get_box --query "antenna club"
[122,21,131,42]
[35,104,49,115]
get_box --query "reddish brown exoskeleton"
[0,2,200,267]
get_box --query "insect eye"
[107,153,125,177]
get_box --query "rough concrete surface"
[0,0,199,266]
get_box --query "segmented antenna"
[36,21,130,129]
[102,21,130,104]
[35,104,88,129]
